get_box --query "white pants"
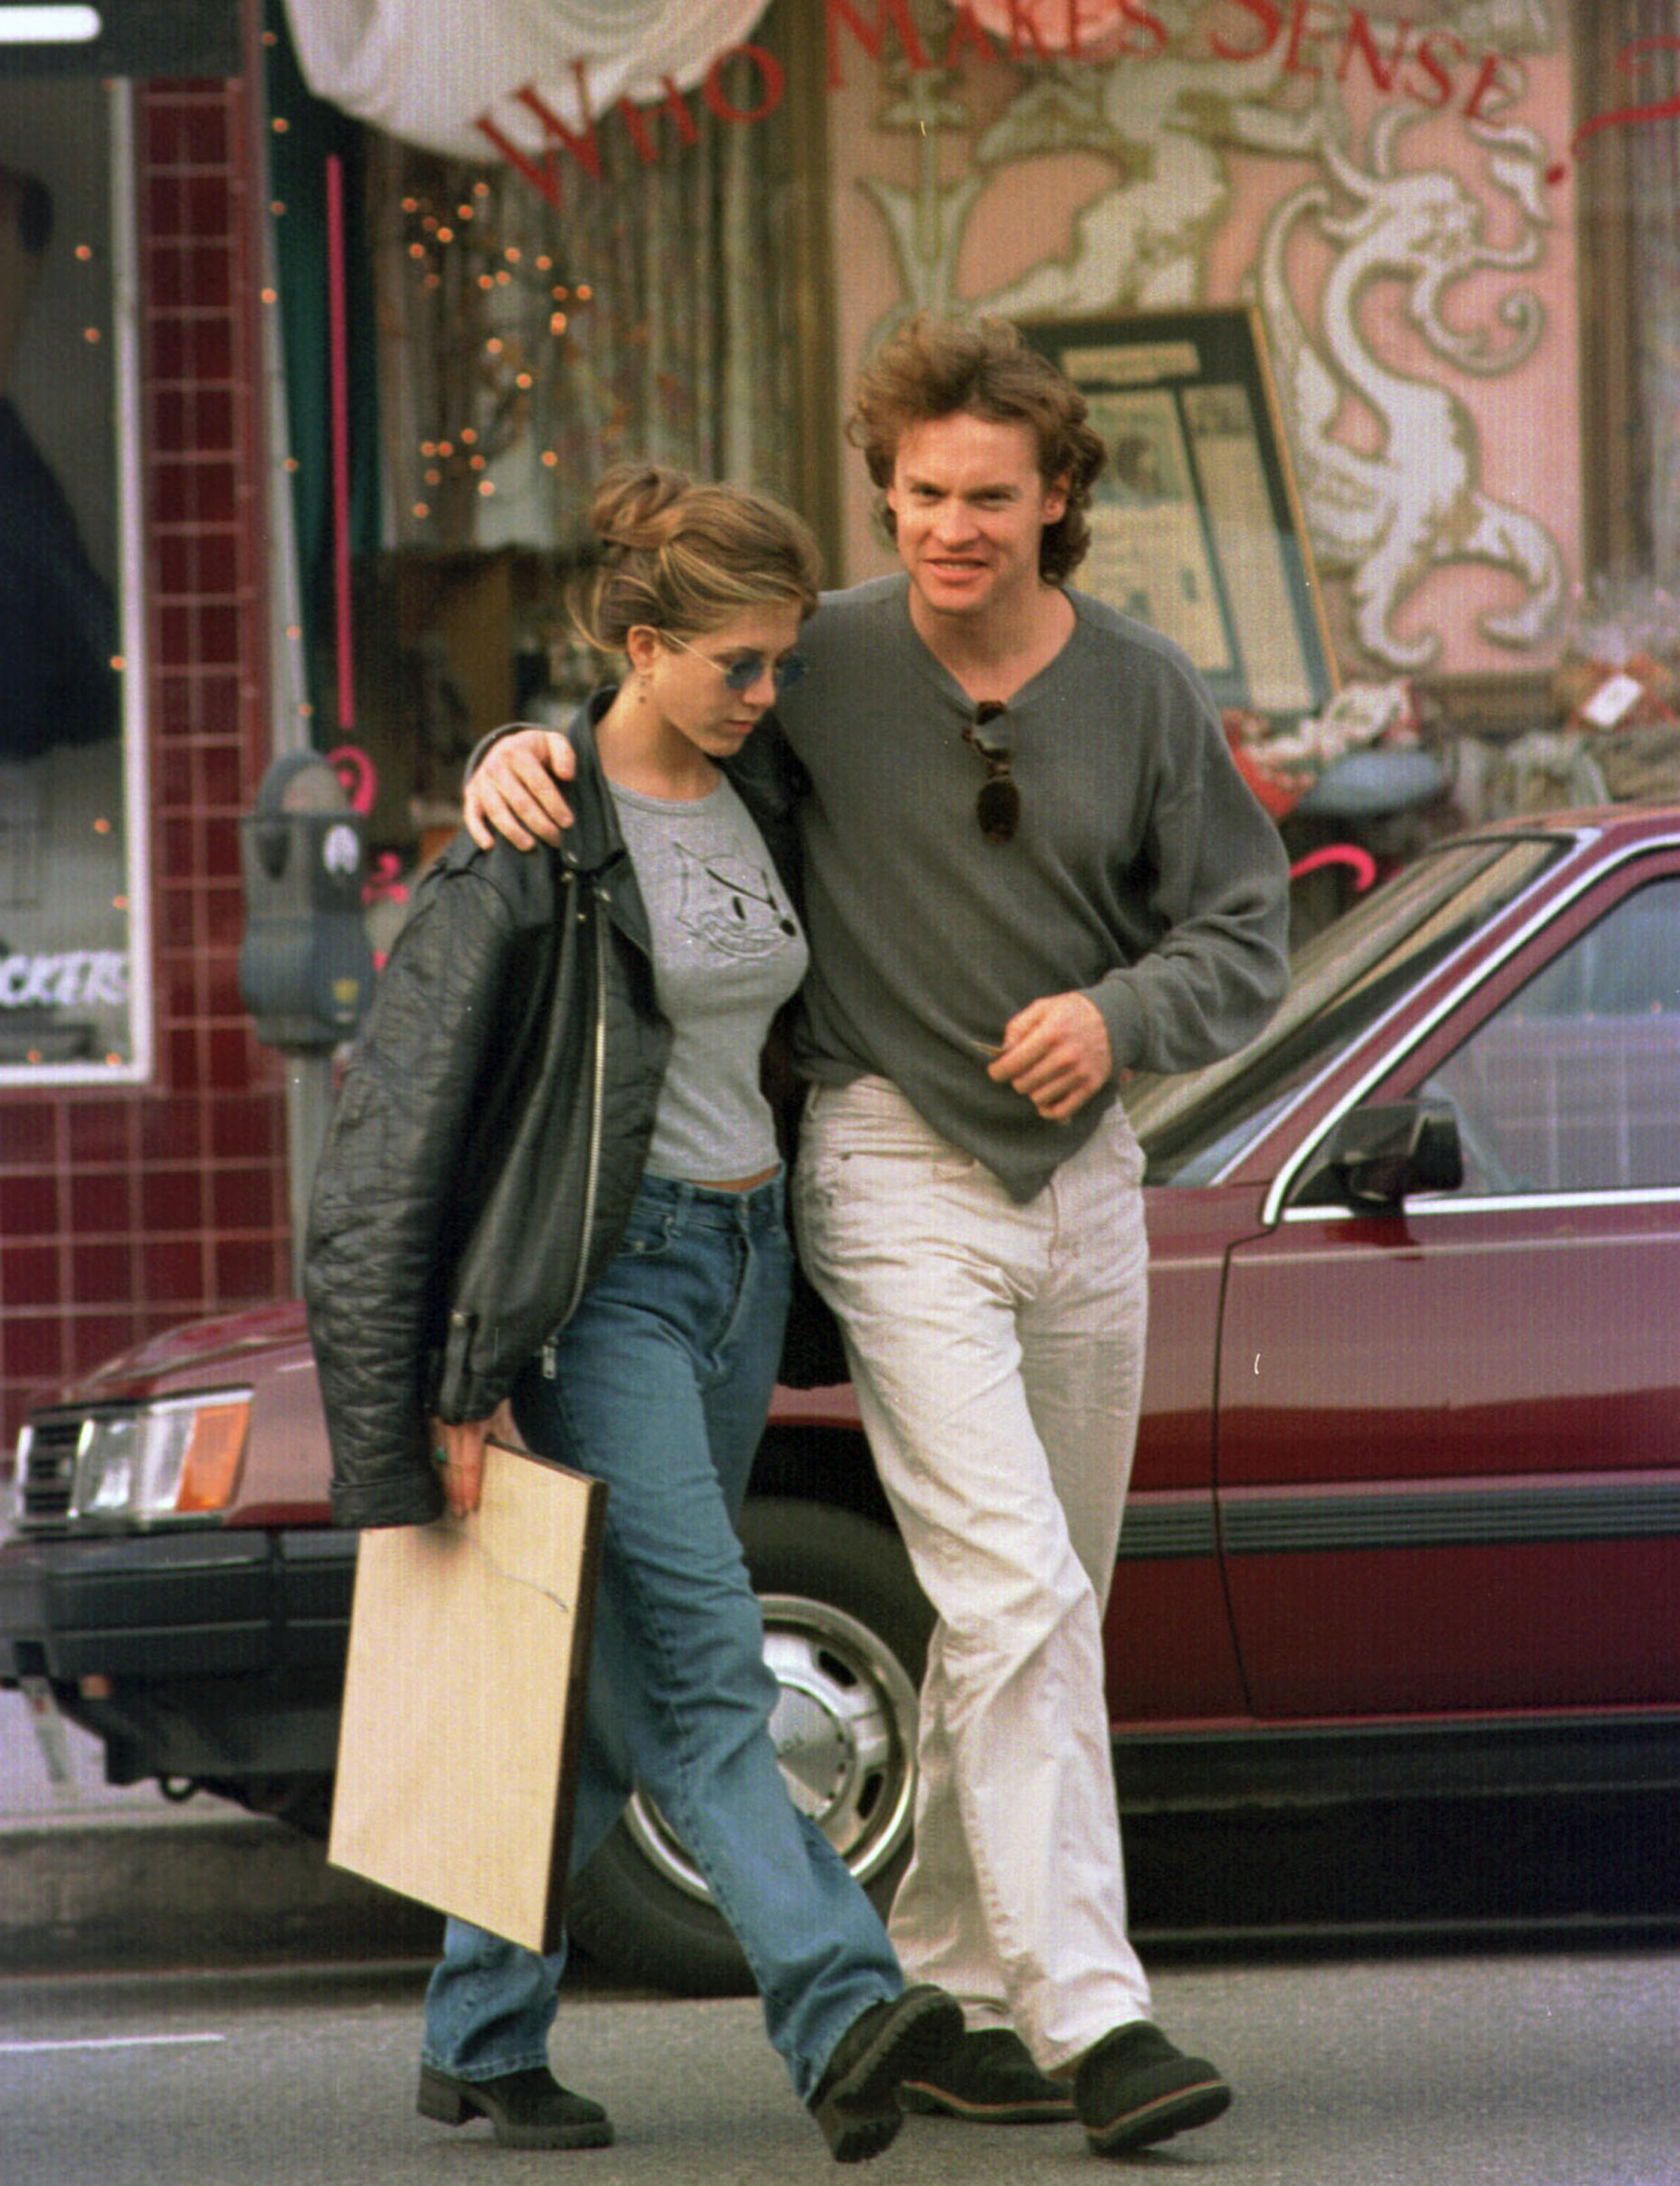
[793,1075,1153,2070]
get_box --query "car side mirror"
[1318,1100,1464,1214]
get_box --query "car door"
[1213,855,1680,1718]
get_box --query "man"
[465,314,1290,2158]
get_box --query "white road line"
[0,2034,225,2055]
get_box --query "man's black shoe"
[1073,2022,1231,2156]
[417,2063,614,2149]
[900,2027,1076,2123]
[808,1985,964,2163]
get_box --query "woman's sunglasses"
[663,631,810,695]
[963,700,1019,845]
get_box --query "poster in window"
[0,79,148,1080]
[1024,309,1336,719]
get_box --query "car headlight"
[16,1393,252,1528]
[80,1395,250,1520]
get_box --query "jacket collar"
[554,687,632,879]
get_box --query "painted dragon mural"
[1255,102,1562,668]
[859,0,1567,674]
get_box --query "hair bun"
[591,463,694,554]
[570,466,821,657]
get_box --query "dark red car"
[5,804,1679,1989]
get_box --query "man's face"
[885,413,1067,628]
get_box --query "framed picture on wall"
[1024,307,1337,720]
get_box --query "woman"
[305,466,959,2162]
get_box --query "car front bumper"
[0,1525,357,1788]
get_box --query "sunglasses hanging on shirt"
[963,700,1019,845]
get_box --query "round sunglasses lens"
[976,779,1019,844]
[720,655,809,693]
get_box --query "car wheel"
[565,1498,931,1996]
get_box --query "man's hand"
[428,1400,517,1518]
[989,993,1114,1122]
[462,729,577,851]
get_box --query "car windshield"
[1125,836,1565,1185]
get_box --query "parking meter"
[238,753,374,1049]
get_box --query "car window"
[1421,877,1680,1195]
[1128,837,1562,1186]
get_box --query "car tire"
[565,1497,932,1997]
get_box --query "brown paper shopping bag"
[328,1438,605,1954]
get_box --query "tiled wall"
[0,77,289,1450]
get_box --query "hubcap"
[622,1592,921,1905]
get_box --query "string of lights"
[390,167,596,533]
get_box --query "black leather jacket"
[304,692,804,1529]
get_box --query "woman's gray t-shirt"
[611,774,807,1184]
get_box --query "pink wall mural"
[824,1,1584,683]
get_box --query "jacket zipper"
[544,889,610,1375]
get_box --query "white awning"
[281,0,775,160]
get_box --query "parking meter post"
[238,755,375,1294]
[284,1051,337,1293]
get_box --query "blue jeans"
[420,1171,901,2103]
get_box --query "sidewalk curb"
[0,1814,442,1971]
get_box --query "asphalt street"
[4,1946,1678,2186]
[6,1694,1680,2182]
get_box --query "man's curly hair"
[847,313,1108,587]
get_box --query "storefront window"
[281,31,817,860]
[0,78,148,1080]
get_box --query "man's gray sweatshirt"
[776,575,1290,1202]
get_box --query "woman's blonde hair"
[575,463,822,653]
